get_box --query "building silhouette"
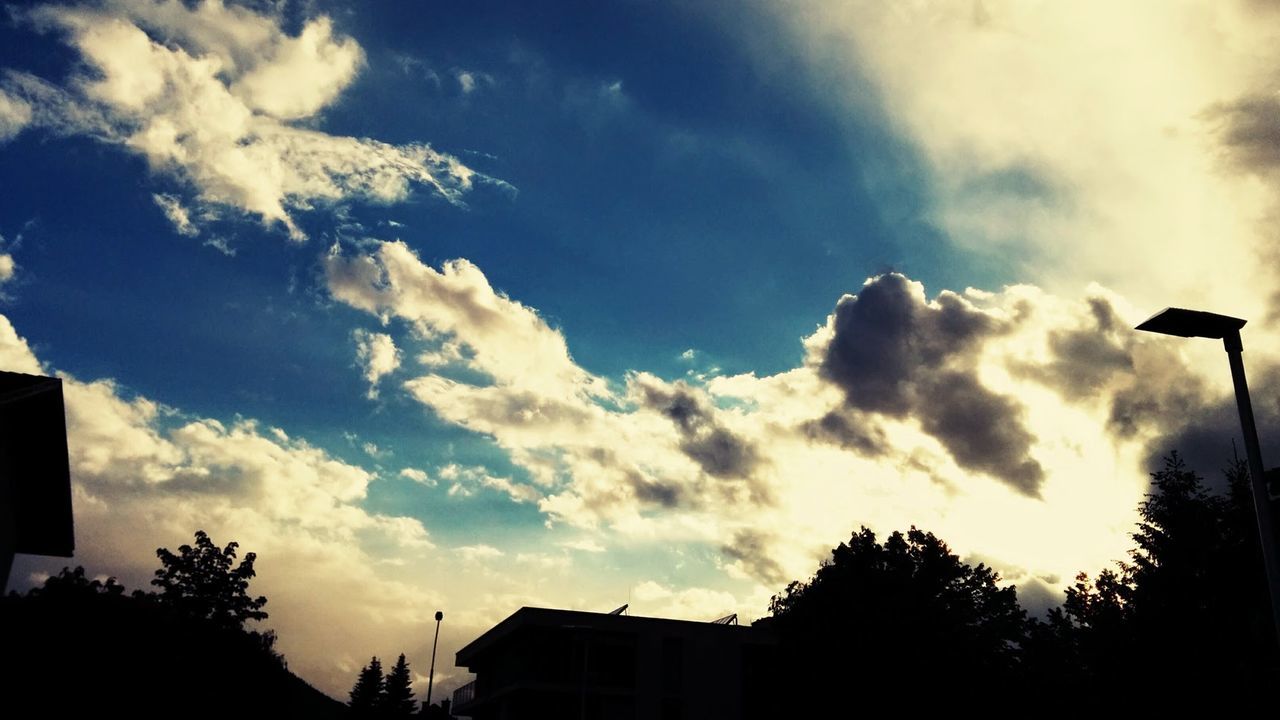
[451,606,775,719]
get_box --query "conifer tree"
[349,656,385,714]
[382,653,417,716]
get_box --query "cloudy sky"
[4,0,1280,700]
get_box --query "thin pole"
[1223,331,1280,650]
[427,610,443,708]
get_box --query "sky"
[3,0,1280,701]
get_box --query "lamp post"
[1136,307,1280,647]
[426,610,443,709]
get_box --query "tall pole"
[1223,330,1280,649]
[426,610,443,708]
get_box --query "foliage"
[26,565,126,599]
[2,539,341,716]
[382,654,417,716]
[151,529,269,633]
[349,656,385,714]
[348,653,417,716]
[1026,453,1277,692]
[766,526,1026,700]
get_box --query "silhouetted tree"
[26,565,126,599]
[151,529,269,633]
[764,526,1026,706]
[1025,453,1278,694]
[349,656,385,715]
[382,653,417,715]
[2,549,342,716]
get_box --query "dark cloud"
[1103,334,1212,443]
[1076,321,1280,489]
[635,378,764,482]
[583,447,685,509]
[815,274,1044,495]
[919,372,1044,496]
[1203,96,1280,324]
[1202,91,1280,323]
[1205,93,1280,177]
[1141,364,1280,488]
[800,409,887,456]
[1043,329,1133,400]
[819,274,1000,416]
[627,470,683,508]
[1108,372,1205,440]
[720,529,788,587]
[1087,297,1117,332]
[1014,577,1063,619]
[1016,296,1134,401]
[681,426,759,480]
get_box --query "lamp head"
[1135,307,1246,340]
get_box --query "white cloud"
[457,544,504,562]
[4,1,479,240]
[327,241,604,400]
[514,552,571,573]
[433,462,541,504]
[0,314,44,374]
[203,236,236,256]
[0,254,16,284]
[562,537,606,553]
[399,467,432,485]
[353,329,401,399]
[229,16,363,120]
[152,193,198,237]
[456,70,478,94]
[325,239,1206,607]
[760,0,1280,328]
[631,581,744,622]
[0,88,32,142]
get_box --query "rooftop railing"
[452,679,476,708]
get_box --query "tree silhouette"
[764,526,1026,705]
[349,656,385,715]
[2,545,343,716]
[151,529,269,633]
[1025,453,1278,693]
[382,653,417,716]
[27,565,126,599]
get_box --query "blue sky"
[3,0,1279,699]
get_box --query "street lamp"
[1136,307,1280,647]
[426,610,443,710]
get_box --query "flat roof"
[456,607,772,667]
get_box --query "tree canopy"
[347,653,417,717]
[765,526,1026,703]
[151,529,269,633]
[348,656,385,715]
[1,533,343,717]
[382,654,417,716]
[1025,453,1278,693]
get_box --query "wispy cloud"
[152,193,199,237]
[2,0,481,240]
[0,88,31,141]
